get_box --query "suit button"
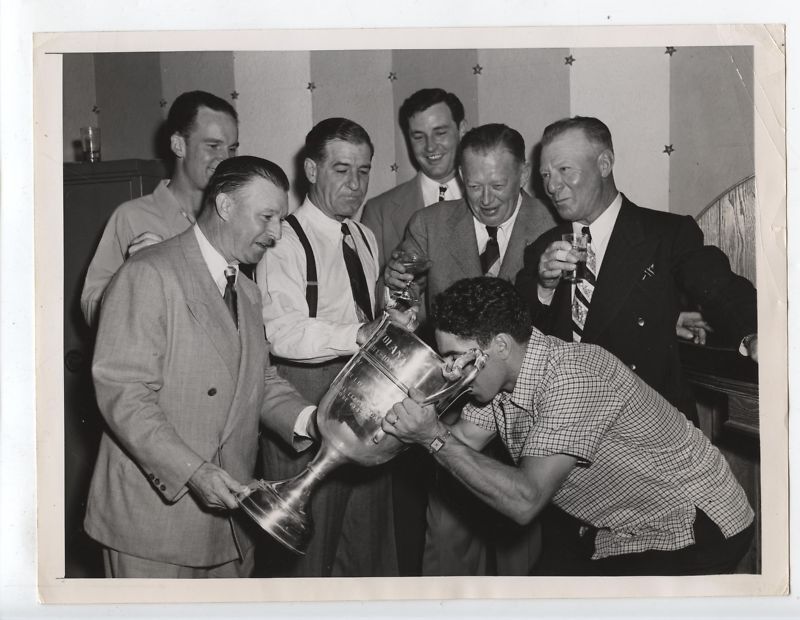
[154,478,160,485]
[148,473,154,480]
[160,484,166,491]
[630,363,637,371]
[208,388,217,396]
[637,317,645,327]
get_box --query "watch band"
[428,429,452,454]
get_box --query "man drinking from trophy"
[381,277,754,576]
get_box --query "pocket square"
[641,263,656,281]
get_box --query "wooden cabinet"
[63,159,166,577]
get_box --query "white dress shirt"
[420,172,462,207]
[473,194,523,277]
[195,224,315,440]
[256,197,380,364]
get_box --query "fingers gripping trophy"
[236,260,487,553]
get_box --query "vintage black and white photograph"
[31,23,787,605]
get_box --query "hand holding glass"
[390,250,431,308]
[561,232,589,283]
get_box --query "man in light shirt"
[384,123,558,576]
[362,88,467,275]
[256,117,412,577]
[81,90,239,327]
[84,156,315,578]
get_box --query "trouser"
[423,435,542,576]
[257,356,399,577]
[102,545,255,578]
[533,504,755,576]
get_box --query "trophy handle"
[371,348,487,444]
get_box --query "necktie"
[480,225,500,275]
[223,265,238,329]
[438,185,447,202]
[341,222,374,323]
[571,226,597,342]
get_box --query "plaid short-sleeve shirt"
[462,330,754,559]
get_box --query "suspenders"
[283,214,374,320]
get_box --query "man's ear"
[492,333,513,360]
[520,160,532,189]
[170,133,186,159]
[457,120,468,139]
[215,192,233,221]
[303,158,317,184]
[597,149,615,178]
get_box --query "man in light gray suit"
[362,88,467,274]
[84,156,316,578]
[385,123,559,576]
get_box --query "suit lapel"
[446,201,482,278]
[389,177,424,244]
[179,231,241,383]
[220,280,261,444]
[583,199,650,340]
[499,194,543,280]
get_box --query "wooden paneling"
[696,175,756,285]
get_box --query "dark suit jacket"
[400,192,559,320]
[515,196,757,416]
[85,227,310,567]
[362,175,425,273]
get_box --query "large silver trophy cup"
[236,315,486,554]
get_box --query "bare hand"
[676,311,713,345]
[127,231,164,257]
[381,388,439,445]
[384,249,415,291]
[538,240,577,290]
[745,334,758,362]
[187,462,249,510]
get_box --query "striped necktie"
[480,226,500,275]
[571,226,597,342]
[438,185,447,201]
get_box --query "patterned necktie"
[341,222,374,323]
[571,226,597,342]
[438,185,447,202]
[223,265,238,329]
[480,225,500,275]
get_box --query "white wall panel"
[570,47,670,212]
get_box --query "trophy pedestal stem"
[237,441,347,554]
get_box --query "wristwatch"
[428,429,452,454]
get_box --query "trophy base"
[237,481,311,555]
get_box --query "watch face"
[430,437,445,452]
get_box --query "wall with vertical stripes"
[62,46,754,220]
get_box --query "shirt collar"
[193,224,236,295]
[301,195,350,236]
[419,171,462,204]
[572,191,622,245]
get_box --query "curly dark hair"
[432,277,532,348]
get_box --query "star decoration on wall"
[388,72,397,81]
[663,144,675,156]
[564,55,576,66]
[91,105,100,114]
[472,64,483,75]
[665,46,677,56]
[230,91,239,100]
[307,82,316,92]
[390,163,399,172]
[158,98,168,108]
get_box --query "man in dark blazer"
[385,123,559,576]
[516,116,758,416]
[515,116,758,574]
[84,156,315,578]
[362,88,467,274]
